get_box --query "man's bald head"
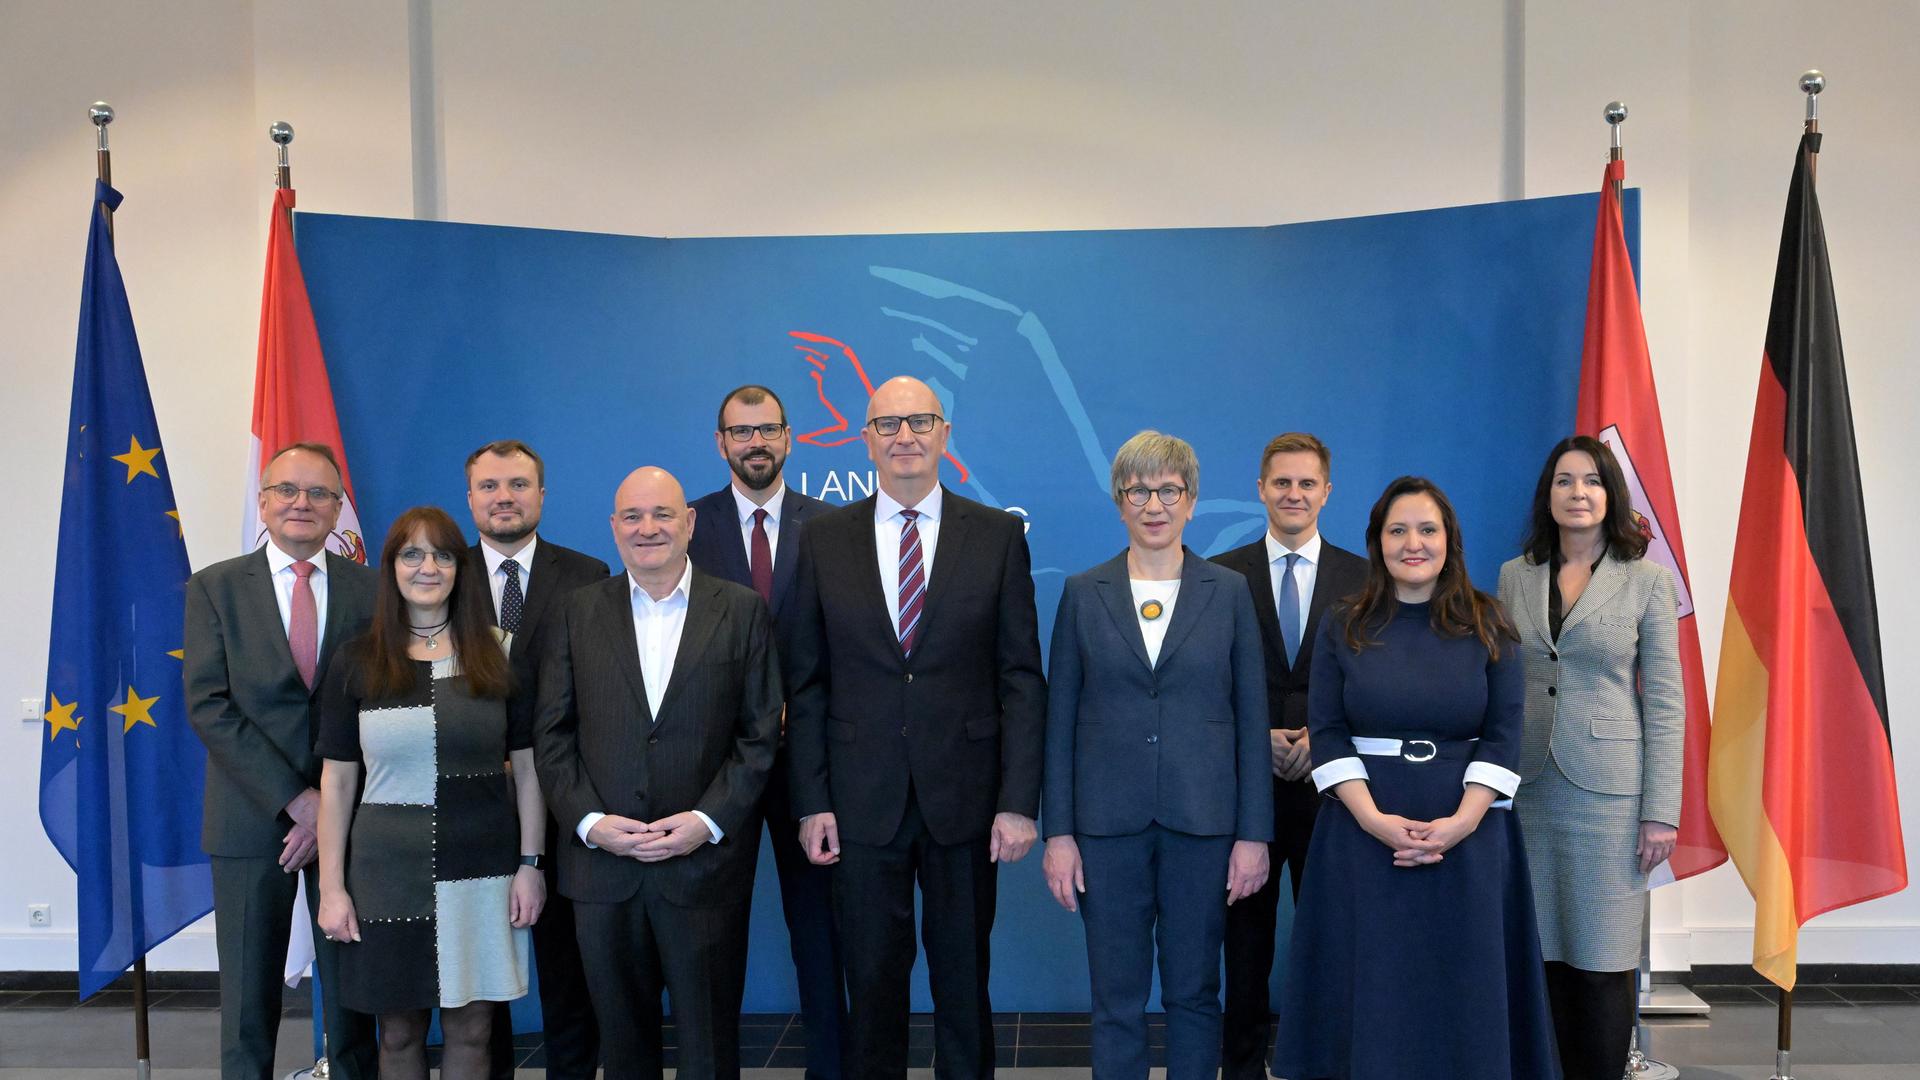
[610,466,695,592]
[862,376,951,503]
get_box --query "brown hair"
[716,384,788,431]
[1521,435,1649,565]
[465,439,546,487]
[266,442,343,488]
[1341,476,1515,660]
[1258,432,1331,479]
[355,506,510,699]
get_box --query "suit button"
[1547,686,1557,697]
[900,726,908,737]
[1147,734,1159,744]
[1148,688,1159,699]
[648,735,660,744]
[634,790,645,798]
[904,673,913,684]
[1549,650,1559,662]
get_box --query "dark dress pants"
[1078,825,1233,1080]
[834,793,997,1080]
[574,879,751,1080]
[209,855,376,1080]
[490,821,601,1080]
[764,748,848,1080]
[1544,961,1637,1080]
[1220,778,1316,1079]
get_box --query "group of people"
[184,374,1683,1080]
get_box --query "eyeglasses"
[397,547,457,568]
[722,422,788,443]
[262,483,342,506]
[867,413,944,436]
[1122,484,1189,507]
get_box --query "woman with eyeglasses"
[1270,476,1558,1080]
[315,507,546,1080]
[1497,436,1683,1079]
[1042,431,1272,1080]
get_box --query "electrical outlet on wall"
[20,697,41,722]
[27,904,51,927]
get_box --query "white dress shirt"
[874,485,943,628]
[1265,529,1323,630]
[480,534,538,618]
[731,482,785,570]
[576,559,721,846]
[264,539,328,653]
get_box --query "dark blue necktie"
[500,558,524,636]
[1279,552,1302,665]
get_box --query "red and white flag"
[241,188,367,565]
[1576,159,1725,885]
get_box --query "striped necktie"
[897,509,926,656]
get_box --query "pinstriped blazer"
[1496,553,1685,825]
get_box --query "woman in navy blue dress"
[1271,476,1559,1080]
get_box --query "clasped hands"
[1357,807,1483,867]
[588,811,713,862]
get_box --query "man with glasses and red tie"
[686,385,844,1080]
[786,376,1046,1080]
[185,442,378,1080]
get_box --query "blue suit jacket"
[1042,549,1273,841]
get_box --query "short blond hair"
[1110,430,1198,505]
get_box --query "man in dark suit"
[1209,432,1370,1080]
[465,439,612,1080]
[185,442,377,1080]
[788,376,1047,1080]
[534,466,783,1080]
[685,386,844,1080]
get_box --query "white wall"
[2,0,1914,975]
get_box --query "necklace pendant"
[1139,598,1165,621]
[426,633,439,649]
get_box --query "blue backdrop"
[297,190,1634,1011]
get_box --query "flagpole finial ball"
[90,102,114,127]
[1604,102,1628,125]
[270,121,294,146]
[1799,70,1825,95]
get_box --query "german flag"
[1708,132,1905,990]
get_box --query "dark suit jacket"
[184,548,377,857]
[1211,537,1369,732]
[465,536,610,709]
[785,487,1047,848]
[685,483,831,675]
[1043,550,1273,841]
[533,564,783,906]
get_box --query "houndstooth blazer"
[1496,553,1685,825]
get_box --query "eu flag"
[39,181,213,999]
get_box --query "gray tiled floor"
[3,987,1918,1076]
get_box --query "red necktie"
[289,560,318,688]
[749,508,773,606]
[897,510,926,656]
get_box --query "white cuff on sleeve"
[691,810,724,844]
[1310,756,1370,793]
[1463,761,1522,798]
[577,812,606,848]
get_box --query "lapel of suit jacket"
[1092,552,1153,675]
[513,539,565,649]
[847,497,907,664]
[1558,552,1627,640]
[312,552,357,698]
[1513,558,1553,649]
[704,488,754,588]
[1296,543,1339,674]
[770,488,808,619]
[1153,549,1218,671]
[602,575,655,725]
[244,547,302,678]
[651,568,724,730]
[1235,542,1288,670]
[913,487,970,657]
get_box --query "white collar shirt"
[264,539,329,653]
[874,485,943,629]
[731,482,785,570]
[480,534,538,620]
[1265,529,1324,631]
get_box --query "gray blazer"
[184,548,377,856]
[1496,553,1684,825]
[1042,550,1273,841]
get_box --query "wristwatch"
[518,854,543,869]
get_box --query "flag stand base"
[1626,1046,1679,1079]
[283,1057,328,1080]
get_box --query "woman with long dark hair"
[1497,436,1683,1079]
[1271,476,1558,1080]
[315,507,546,1080]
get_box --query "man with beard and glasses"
[465,439,612,1080]
[686,385,845,1080]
